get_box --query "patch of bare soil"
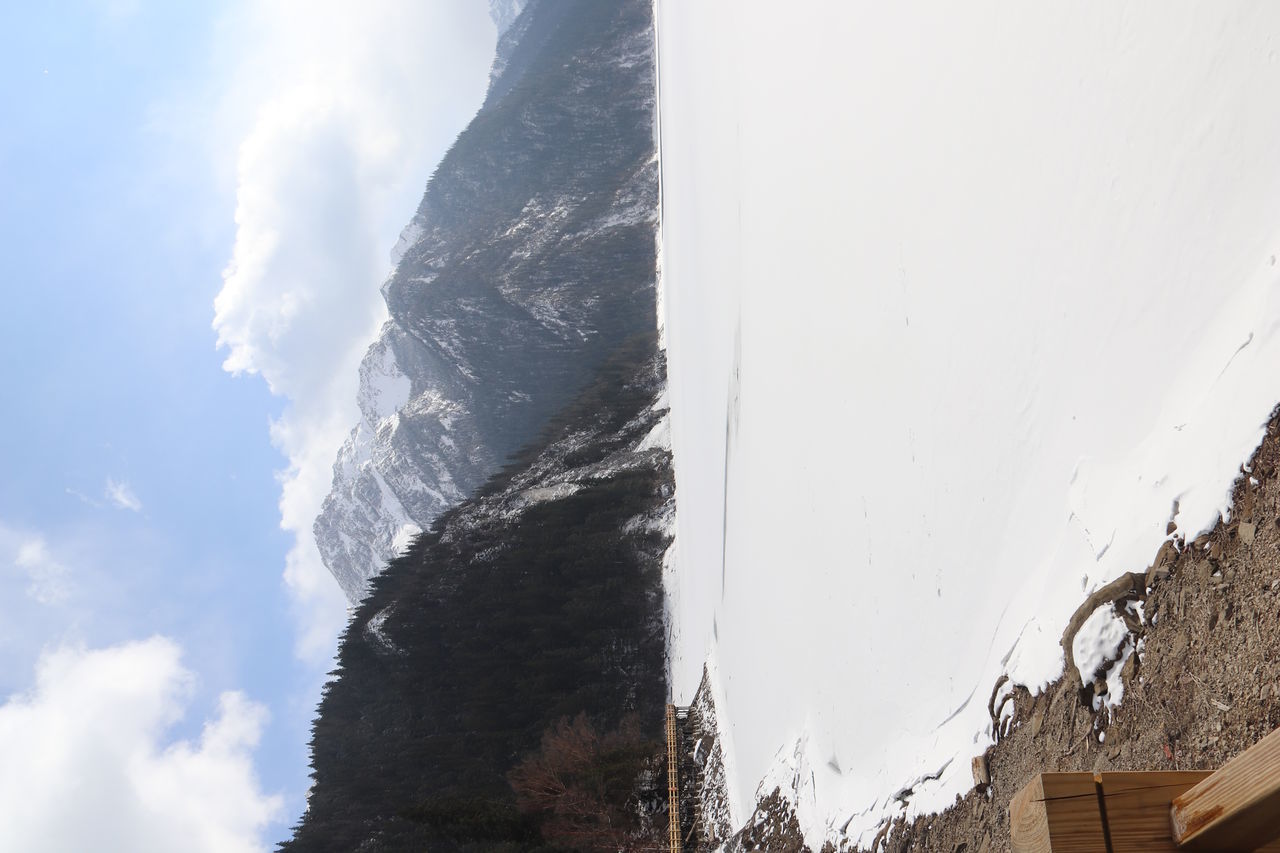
[691,409,1280,853]
[723,790,811,853]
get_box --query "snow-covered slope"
[316,0,659,601]
[656,2,1280,846]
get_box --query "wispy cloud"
[12,537,72,605]
[208,0,497,660]
[66,487,104,509]
[105,478,143,512]
[0,638,282,852]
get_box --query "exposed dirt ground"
[694,408,1280,852]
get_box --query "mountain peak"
[489,0,528,36]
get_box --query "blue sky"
[0,1,495,848]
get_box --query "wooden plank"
[1172,726,1280,851]
[1011,773,1106,853]
[1009,773,1050,853]
[1098,771,1211,852]
[1011,769,1280,853]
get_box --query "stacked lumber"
[1011,727,1280,852]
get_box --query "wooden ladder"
[666,704,683,853]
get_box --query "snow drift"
[656,2,1280,845]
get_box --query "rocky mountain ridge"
[314,0,659,599]
[488,0,528,37]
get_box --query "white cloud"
[105,478,143,512]
[11,537,71,606]
[209,0,497,660]
[0,638,282,853]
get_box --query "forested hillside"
[283,336,672,852]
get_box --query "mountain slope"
[315,0,659,600]
[656,2,1280,847]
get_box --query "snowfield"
[656,2,1280,846]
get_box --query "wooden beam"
[1172,726,1280,851]
[1011,772,1107,853]
[1099,772,1215,852]
[1011,771,1280,852]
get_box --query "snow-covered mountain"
[315,0,659,600]
[488,0,527,37]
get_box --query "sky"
[0,1,495,848]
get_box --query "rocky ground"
[687,408,1280,852]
